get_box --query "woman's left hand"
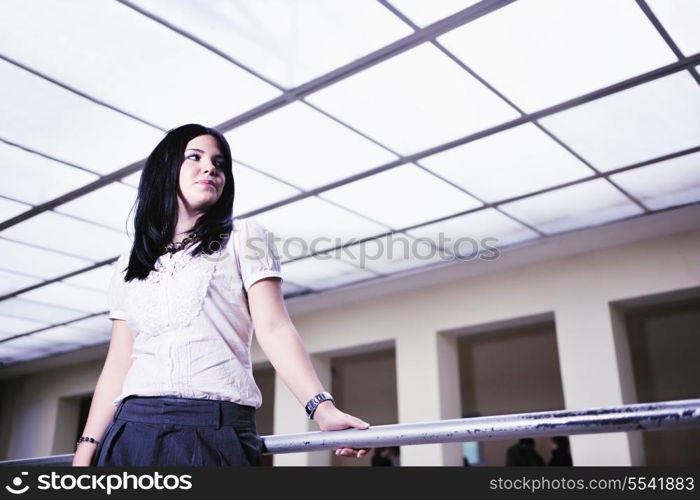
[312,401,371,458]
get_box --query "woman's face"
[177,134,226,213]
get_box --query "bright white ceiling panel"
[387,0,481,27]
[0,298,88,323]
[540,71,700,171]
[63,265,115,293]
[0,239,91,279]
[2,211,131,261]
[31,324,108,346]
[225,102,397,190]
[320,164,481,228]
[0,141,99,205]
[407,208,540,257]
[232,162,301,215]
[0,197,31,222]
[0,342,36,363]
[69,315,111,334]
[18,282,107,313]
[335,233,448,275]
[610,152,700,211]
[280,254,378,290]
[306,43,519,156]
[0,269,42,296]
[132,0,413,88]
[247,198,390,257]
[55,183,137,232]
[647,0,700,56]
[0,59,162,175]
[0,334,76,361]
[0,0,280,128]
[281,281,308,297]
[499,179,643,235]
[0,314,50,337]
[420,123,593,202]
[439,0,676,112]
[120,171,142,189]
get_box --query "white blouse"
[108,218,283,408]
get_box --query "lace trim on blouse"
[124,247,219,337]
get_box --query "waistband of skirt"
[115,395,256,428]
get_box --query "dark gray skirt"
[92,395,264,466]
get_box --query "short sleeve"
[107,251,129,320]
[234,218,283,292]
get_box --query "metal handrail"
[2,398,698,466]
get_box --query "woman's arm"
[249,277,370,458]
[72,319,134,466]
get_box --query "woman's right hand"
[72,444,97,466]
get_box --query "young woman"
[72,124,369,466]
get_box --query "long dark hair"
[124,124,235,281]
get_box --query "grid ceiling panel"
[63,265,115,293]
[420,123,594,202]
[0,59,163,175]
[387,0,481,28]
[0,197,31,223]
[0,141,99,205]
[646,0,700,56]
[610,151,700,211]
[406,208,539,257]
[280,254,378,291]
[439,0,677,112]
[280,281,309,297]
[224,101,397,190]
[31,324,110,347]
[0,269,42,297]
[69,315,112,335]
[0,335,77,364]
[306,43,519,155]
[2,211,131,261]
[120,171,142,189]
[231,162,301,216]
[334,233,449,275]
[320,163,482,228]
[18,282,107,314]
[0,298,89,324]
[0,239,91,280]
[249,198,390,258]
[540,71,700,172]
[0,0,280,129]
[54,183,137,232]
[131,0,413,88]
[499,179,644,235]
[0,314,50,338]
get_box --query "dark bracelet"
[76,436,99,449]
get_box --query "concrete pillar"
[272,354,332,466]
[395,331,462,466]
[554,299,643,465]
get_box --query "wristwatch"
[305,392,335,420]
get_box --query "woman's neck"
[173,209,202,244]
